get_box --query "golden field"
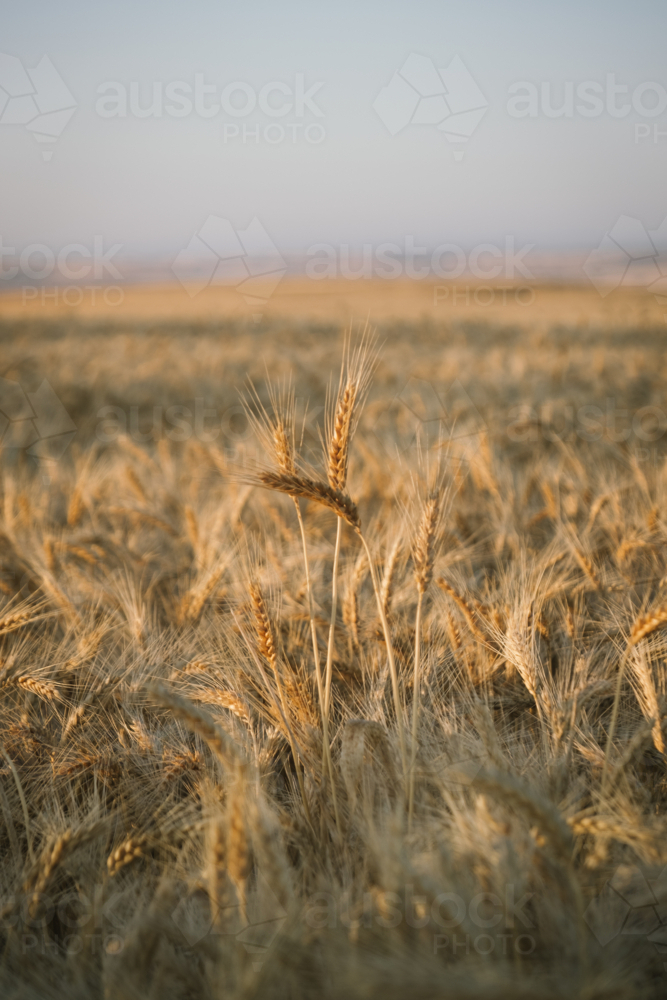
[0,276,664,328]
[1,279,667,998]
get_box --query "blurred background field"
[0,277,663,328]
[1,279,665,460]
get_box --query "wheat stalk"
[409,491,441,829]
[603,603,667,791]
[0,608,44,635]
[381,537,402,619]
[629,605,667,644]
[147,683,241,768]
[249,582,279,669]
[256,471,361,531]
[207,816,229,931]
[627,646,665,755]
[413,494,439,596]
[67,486,85,527]
[358,531,407,783]
[347,552,368,638]
[245,377,337,824]
[107,835,147,876]
[237,598,316,830]
[228,769,251,921]
[16,675,60,702]
[436,577,488,643]
[572,547,601,590]
[327,382,357,492]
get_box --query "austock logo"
[305,236,534,282]
[0,54,76,160]
[373,52,488,159]
[506,75,667,124]
[584,214,667,316]
[0,377,76,468]
[170,872,287,970]
[0,235,126,309]
[1,874,287,970]
[370,375,487,464]
[584,864,667,975]
[94,74,326,146]
[171,215,287,310]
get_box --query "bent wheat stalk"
[256,472,360,530]
[602,604,667,793]
[147,683,241,769]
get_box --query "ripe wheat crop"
[1,314,667,998]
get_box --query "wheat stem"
[358,531,407,784]
[1,748,34,863]
[236,608,315,833]
[408,591,423,831]
[293,498,340,832]
[324,518,343,721]
[602,606,667,792]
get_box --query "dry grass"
[1,309,667,997]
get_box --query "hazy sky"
[1,0,666,263]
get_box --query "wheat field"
[1,300,667,998]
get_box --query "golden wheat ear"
[413,491,441,595]
[256,470,361,531]
[241,374,298,475]
[324,326,379,492]
[248,581,279,671]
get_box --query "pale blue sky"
[1,0,666,261]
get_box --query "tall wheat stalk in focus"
[241,378,339,828]
[322,335,376,731]
[408,488,441,827]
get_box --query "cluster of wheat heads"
[1,332,667,998]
